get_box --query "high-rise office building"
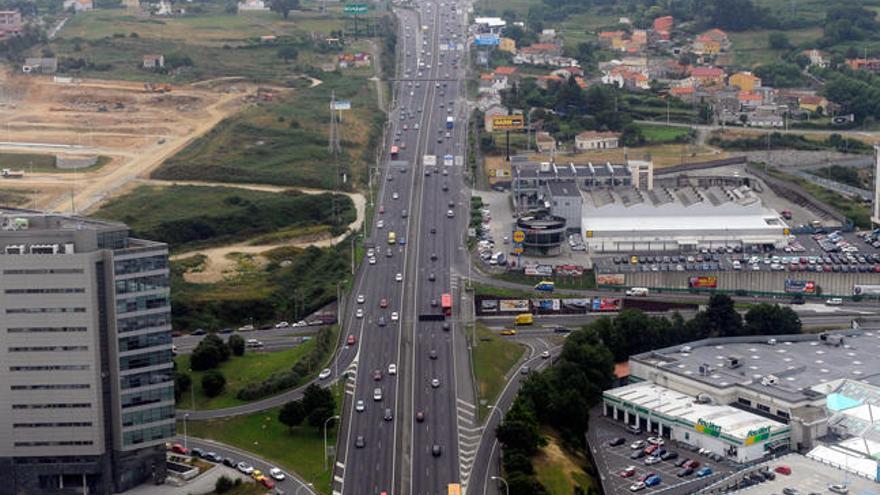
[0,209,174,494]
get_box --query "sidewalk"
[125,466,250,495]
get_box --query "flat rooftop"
[514,162,632,179]
[632,331,880,404]
[604,382,787,443]
[582,214,785,234]
[0,207,126,233]
[721,453,878,494]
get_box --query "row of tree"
[496,299,801,494]
[278,384,336,430]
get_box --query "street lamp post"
[183,413,189,450]
[188,368,196,411]
[323,415,341,471]
[491,475,509,495]
[295,482,314,495]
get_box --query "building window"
[121,385,174,408]
[6,307,86,314]
[115,294,169,315]
[118,331,171,353]
[119,350,172,371]
[3,268,84,275]
[114,255,167,275]
[757,403,771,413]
[12,403,91,409]
[120,369,173,390]
[9,345,88,352]
[777,410,790,419]
[10,365,90,371]
[11,384,90,390]
[122,423,175,446]
[122,405,175,427]
[14,441,94,447]
[8,326,87,333]
[5,288,85,294]
[737,398,752,407]
[14,422,93,428]
[115,275,169,295]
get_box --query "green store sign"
[745,426,771,445]
[696,418,722,437]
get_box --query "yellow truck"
[514,313,534,325]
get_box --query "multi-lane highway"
[335,1,472,493]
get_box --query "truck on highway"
[443,154,454,166]
[625,287,650,297]
[1,169,24,179]
[390,145,400,159]
[446,116,454,129]
[534,280,555,292]
[387,231,396,244]
[514,313,533,325]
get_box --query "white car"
[630,440,645,450]
[269,467,285,481]
[369,257,377,265]
[395,273,403,282]
[373,387,383,401]
[356,399,365,412]
[356,308,364,318]
[392,192,399,200]
[541,350,551,359]
[238,324,254,331]
[275,321,289,328]
[644,456,661,465]
[357,294,365,304]
[647,436,664,446]
[431,378,440,388]
[391,312,399,321]
[318,368,332,380]
[236,462,254,474]
[377,219,384,229]
[629,482,645,492]
[388,363,397,375]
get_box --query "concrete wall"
[55,155,99,170]
[614,270,880,297]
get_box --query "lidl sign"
[696,418,721,437]
[745,426,771,445]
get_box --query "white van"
[245,339,264,349]
[825,298,843,306]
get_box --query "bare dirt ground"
[148,179,366,284]
[0,69,271,212]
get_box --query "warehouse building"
[582,184,790,252]
[603,327,880,464]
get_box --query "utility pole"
[329,90,342,228]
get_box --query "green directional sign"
[344,3,368,14]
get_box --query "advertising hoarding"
[532,299,560,311]
[597,274,625,286]
[561,299,589,311]
[524,265,553,277]
[555,264,584,277]
[853,285,880,296]
[784,279,816,294]
[474,34,500,46]
[491,115,525,130]
[480,300,498,312]
[499,299,529,312]
[592,297,621,311]
[688,276,718,289]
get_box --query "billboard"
[492,115,525,130]
[499,299,529,312]
[592,297,621,312]
[561,298,590,311]
[555,264,584,277]
[480,300,498,312]
[785,279,816,294]
[331,100,351,110]
[853,285,880,296]
[532,299,560,311]
[423,155,436,166]
[688,276,718,289]
[524,265,553,277]
[474,34,500,46]
[597,274,625,286]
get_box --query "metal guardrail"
[792,170,873,201]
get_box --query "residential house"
[693,28,730,55]
[737,91,763,110]
[535,132,557,153]
[551,67,583,80]
[846,58,880,73]
[689,66,725,87]
[653,16,673,40]
[499,37,517,54]
[143,54,165,70]
[22,57,58,74]
[799,95,828,113]
[338,52,371,68]
[575,131,621,151]
[153,0,173,15]
[64,0,93,12]
[474,17,506,34]
[484,105,509,132]
[539,29,557,42]
[602,67,649,90]
[803,49,829,68]
[535,74,564,90]
[238,0,269,10]
[598,31,626,48]
[728,71,761,92]
[0,10,22,38]
[669,86,696,102]
[494,66,519,81]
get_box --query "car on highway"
[239,324,254,331]
[369,256,376,265]
[384,408,393,421]
[356,308,364,318]
[373,388,382,401]
[356,399,365,412]
[430,253,438,260]
[428,272,435,281]
[432,444,442,457]
[319,368,332,380]
[237,462,254,475]
[392,192,399,200]
[357,294,365,304]
[431,378,440,388]
[377,219,384,229]
[391,312,399,321]
[380,298,388,308]
[269,468,285,481]
[430,299,438,307]
[396,273,403,282]
[541,350,551,359]
[553,326,571,334]
[347,335,356,346]
[500,329,516,335]
[415,411,425,422]
[191,329,207,336]
[373,369,383,381]
[430,227,436,234]
[275,321,289,328]
[388,363,397,375]
[355,436,365,448]
[378,316,386,327]
[429,349,438,360]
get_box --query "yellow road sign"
[512,230,525,243]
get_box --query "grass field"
[0,189,32,206]
[534,429,597,495]
[768,168,872,228]
[492,270,597,291]
[0,153,110,173]
[207,481,266,495]
[91,184,354,252]
[153,73,381,189]
[472,322,525,422]
[183,384,343,495]
[176,341,318,410]
[727,27,823,67]
[636,123,693,144]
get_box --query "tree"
[279,400,306,430]
[227,334,245,357]
[744,303,802,335]
[174,372,191,401]
[302,383,335,428]
[768,32,790,50]
[270,0,299,19]
[496,399,543,455]
[190,334,230,371]
[620,123,646,147]
[201,370,227,397]
[215,476,235,494]
[507,472,549,495]
[704,293,743,337]
[277,46,298,63]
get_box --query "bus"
[447,483,462,495]
[390,145,400,159]
[441,293,452,316]
[387,231,396,245]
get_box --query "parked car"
[629,482,645,492]
[190,447,205,458]
[644,474,661,487]
[676,467,693,477]
[618,466,636,478]
[608,437,626,447]
[660,451,678,461]
[626,425,642,435]
[630,440,646,450]
[696,467,713,477]
[646,436,664,446]
[775,465,792,475]
[828,484,849,494]
[236,462,254,474]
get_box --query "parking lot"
[589,414,734,495]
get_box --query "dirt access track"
[0,69,281,213]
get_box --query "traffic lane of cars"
[180,438,306,494]
[593,426,727,494]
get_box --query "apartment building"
[0,209,173,494]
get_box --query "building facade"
[0,209,173,494]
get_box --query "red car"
[380,298,388,308]
[644,445,658,455]
[618,466,636,478]
[259,477,275,489]
[685,460,700,469]
[347,335,356,346]
[169,443,188,455]
[775,465,791,475]
[379,205,385,214]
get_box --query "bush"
[227,334,245,357]
[215,475,234,493]
[202,370,227,398]
[190,334,230,371]
[174,372,191,401]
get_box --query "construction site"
[0,69,277,213]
